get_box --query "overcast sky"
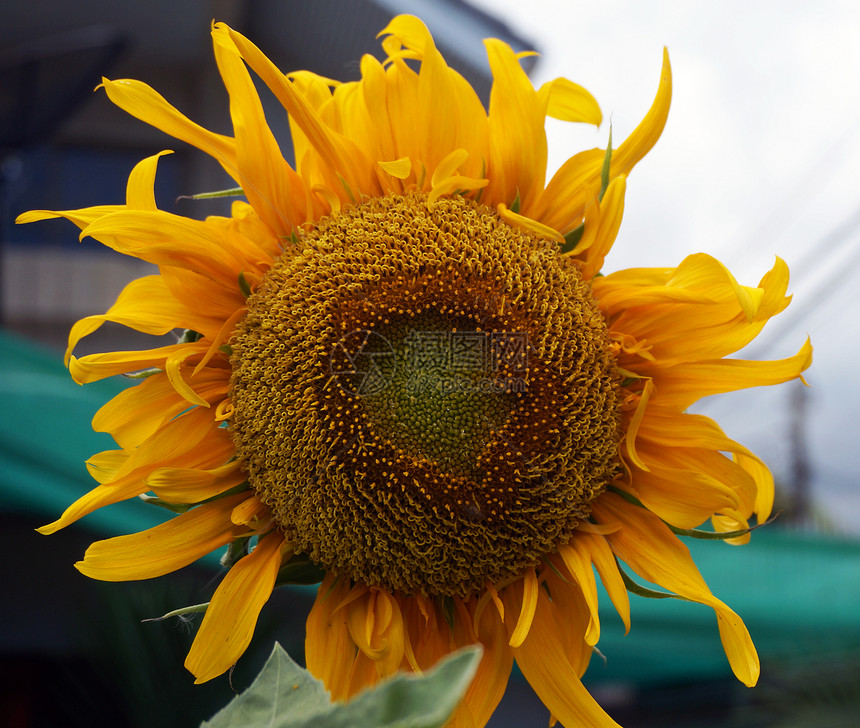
[467,0,860,531]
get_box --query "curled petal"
[186,532,286,683]
[75,492,249,581]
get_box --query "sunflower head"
[17,13,811,728]
[230,191,622,596]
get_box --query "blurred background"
[2,1,859,726]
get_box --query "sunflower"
[19,15,811,727]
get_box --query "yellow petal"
[508,580,621,728]
[625,460,742,530]
[448,599,512,728]
[593,493,760,686]
[556,546,601,645]
[80,210,247,286]
[230,493,269,529]
[736,451,775,521]
[85,449,131,484]
[533,51,669,230]
[540,567,594,677]
[571,531,631,634]
[507,567,538,648]
[66,275,212,365]
[497,203,563,243]
[160,265,246,327]
[69,340,208,384]
[147,462,245,504]
[485,38,546,209]
[427,175,488,204]
[126,150,173,211]
[378,16,488,183]
[211,25,306,235]
[306,574,359,701]
[16,204,124,231]
[92,368,228,449]
[539,76,602,125]
[221,24,377,202]
[377,157,412,179]
[75,491,248,581]
[430,148,470,189]
[41,407,227,533]
[100,77,240,181]
[651,338,813,410]
[186,532,286,683]
[611,48,672,179]
[345,589,405,678]
[579,175,627,281]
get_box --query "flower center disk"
[230,192,622,596]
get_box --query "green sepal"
[179,329,203,344]
[238,270,252,298]
[474,158,487,205]
[142,602,209,622]
[559,223,584,255]
[122,367,162,380]
[668,524,757,541]
[188,187,244,200]
[139,483,251,514]
[219,344,234,356]
[510,190,521,214]
[542,556,570,584]
[606,485,645,507]
[221,536,251,568]
[599,128,613,202]
[138,494,194,514]
[607,485,771,542]
[274,555,326,588]
[440,596,456,633]
[615,557,693,603]
[338,174,357,205]
[290,231,300,247]
[667,514,776,542]
[200,642,482,728]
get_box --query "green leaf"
[201,643,329,728]
[331,645,482,728]
[201,643,483,728]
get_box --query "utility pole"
[788,380,812,526]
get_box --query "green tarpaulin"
[2,328,859,687]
